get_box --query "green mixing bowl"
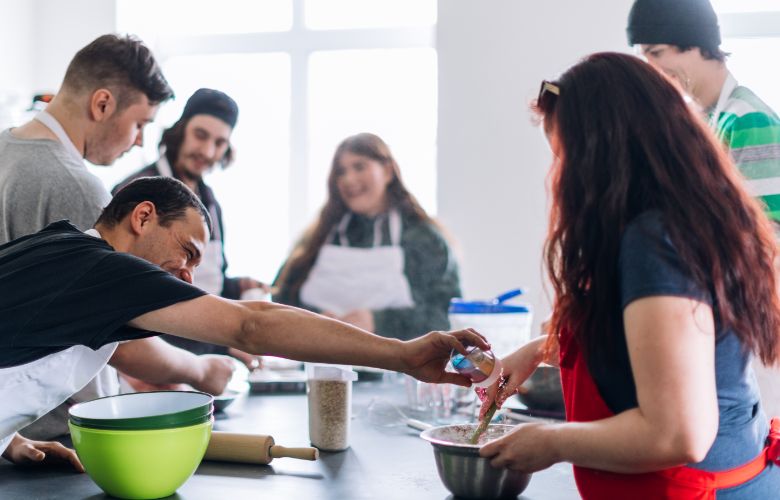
[69,391,213,431]
[69,420,212,499]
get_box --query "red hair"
[537,52,780,366]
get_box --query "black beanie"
[627,0,721,48]
[181,88,238,129]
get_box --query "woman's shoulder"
[624,210,665,237]
[620,210,674,256]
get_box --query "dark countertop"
[0,376,578,500]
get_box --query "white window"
[714,1,780,113]
[108,0,437,283]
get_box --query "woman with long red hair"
[479,52,780,498]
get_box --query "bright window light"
[722,38,780,114]
[164,53,291,282]
[116,0,292,38]
[307,48,438,218]
[113,3,439,282]
[92,53,291,283]
[712,0,780,13]
[305,0,436,29]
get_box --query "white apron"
[1,228,119,449]
[0,342,117,453]
[157,153,225,295]
[299,209,414,317]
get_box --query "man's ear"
[90,89,117,122]
[128,201,157,235]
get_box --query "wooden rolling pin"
[205,431,319,464]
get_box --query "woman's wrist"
[549,423,569,464]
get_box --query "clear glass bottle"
[450,346,502,387]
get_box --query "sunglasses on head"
[537,80,560,109]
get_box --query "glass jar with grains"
[306,364,358,451]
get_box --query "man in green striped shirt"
[627,0,780,419]
[627,0,780,222]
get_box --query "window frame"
[130,0,436,240]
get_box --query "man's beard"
[176,154,211,182]
[178,166,201,182]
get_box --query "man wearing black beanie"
[627,0,780,223]
[628,0,780,477]
[114,88,265,367]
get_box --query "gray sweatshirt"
[0,129,109,245]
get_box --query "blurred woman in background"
[274,133,461,340]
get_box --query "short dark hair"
[676,45,729,62]
[96,176,212,234]
[62,34,174,109]
[160,117,234,169]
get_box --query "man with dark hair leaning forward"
[0,176,487,470]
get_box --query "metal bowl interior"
[421,424,531,499]
[420,424,516,449]
[516,364,564,413]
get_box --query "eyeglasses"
[537,80,560,109]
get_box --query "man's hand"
[191,354,236,395]
[120,374,187,392]
[2,433,84,472]
[400,329,490,386]
[227,347,261,371]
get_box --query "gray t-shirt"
[0,127,111,439]
[0,128,109,244]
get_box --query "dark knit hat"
[627,0,721,48]
[181,88,238,129]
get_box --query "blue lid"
[448,288,530,314]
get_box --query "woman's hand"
[478,336,547,419]
[479,423,559,473]
[400,328,490,386]
[2,433,85,472]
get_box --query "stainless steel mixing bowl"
[420,424,531,499]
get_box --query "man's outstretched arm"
[128,295,489,386]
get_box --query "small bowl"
[69,420,212,499]
[420,424,531,499]
[69,391,213,430]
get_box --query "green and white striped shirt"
[710,73,780,221]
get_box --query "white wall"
[437,0,634,332]
[0,0,34,93]
[0,0,116,127]
[0,0,35,128]
[31,0,117,92]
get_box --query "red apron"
[558,328,780,499]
